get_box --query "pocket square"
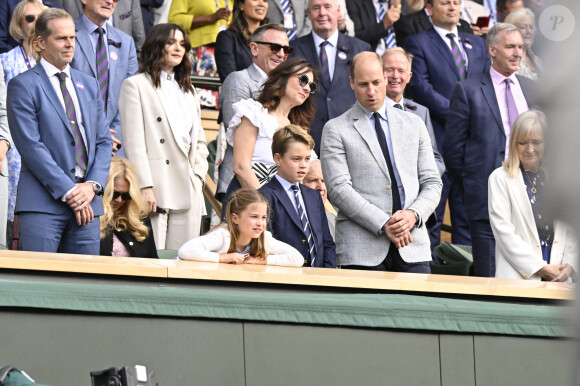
[119,11,132,20]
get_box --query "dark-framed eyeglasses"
[24,14,36,23]
[253,41,293,55]
[296,74,317,94]
[112,191,132,201]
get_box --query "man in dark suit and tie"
[6,8,112,254]
[71,0,138,156]
[444,23,533,277]
[0,0,62,54]
[394,0,473,48]
[346,0,412,54]
[290,0,370,155]
[404,0,490,255]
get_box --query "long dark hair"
[139,23,193,93]
[229,0,268,45]
[257,57,317,128]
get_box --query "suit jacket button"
[71,140,75,146]
[129,242,134,246]
[327,97,331,101]
[166,160,170,165]
[302,239,306,244]
[71,168,75,173]
[160,139,165,144]
[387,210,392,215]
[386,185,391,190]
[157,117,162,122]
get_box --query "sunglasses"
[24,14,36,23]
[296,74,317,94]
[254,41,293,55]
[112,191,132,201]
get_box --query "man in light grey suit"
[61,0,145,52]
[382,47,445,176]
[0,65,9,246]
[266,0,311,40]
[216,24,289,203]
[321,51,442,272]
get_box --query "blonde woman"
[100,158,158,258]
[488,111,577,281]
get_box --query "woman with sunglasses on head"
[119,24,208,250]
[0,0,45,248]
[221,56,318,210]
[214,0,268,82]
[100,158,158,258]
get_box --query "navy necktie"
[373,112,401,211]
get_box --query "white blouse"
[178,226,304,267]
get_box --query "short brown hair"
[271,124,314,157]
[34,8,71,40]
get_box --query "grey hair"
[504,7,535,25]
[486,22,520,47]
[382,47,414,69]
[251,23,287,43]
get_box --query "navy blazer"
[260,177,336,268]
[6,64,112,216]
[346,0,412,51]
[71,17,138,156]
[290,32,370,155]
[394,8,473,48]
[444,73,536,221]
[100,216,159,258]
[215,29,253,83]
[405,27,490,152]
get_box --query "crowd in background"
[0,0,575,282]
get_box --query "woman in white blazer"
[120,23,209,250]
[489,110,577,282]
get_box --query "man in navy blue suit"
[71,0,138,156]
[444,23,534,277]
[290,0,370,155]
[260,125,336,268]
[6,8,112,254]
[404,0,490,255]
[0,0,62,54]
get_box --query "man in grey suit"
[217,24,289,203]
[321,51,442,272]
[61,0,145,52]
[267,0,311,40]
[382,47,445,176]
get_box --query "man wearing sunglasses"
[290,0,370,156]
[217,23,289,203]
[71,0,138,157]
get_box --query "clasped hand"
[383,209,416,249]
[66,182,95,226]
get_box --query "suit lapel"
[270,178,303,230]
[301,185,320,244]
[459,32,477,77]
[480,73,504,133]
[427,29,459,81]
[71,70,93,156]
[511,169,541,242]
[331,34,350,91]
[352,105,390,179]
[34,65,70,133]
[75,20,97,77]
[386,105,407,189]
[106,27,120,96]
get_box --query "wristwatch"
[411,209,420,227]
[88,181,103,196]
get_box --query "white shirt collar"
[433,24,459,41]
[40,57,71,78]
[252,63,268,80]
[387,96,405,108]
[312,29,339,48]
[357,100,388,121]
[275,174,297,192]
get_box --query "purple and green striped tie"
[56,72,87,172]
[95,27,109,115]
[319,40,330,85]
[446,33,467,79]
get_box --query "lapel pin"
[75,81,85,90]
[110,51,118,61]
[338,51,347,60]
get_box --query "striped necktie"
[505,78,519,130]
[95,27,109,115]
[319,40,330,85]
[446,33,467,79]
[56,72,87,172]
[280,0,297,41]
[291,184,316,266]
[379,2,397,48]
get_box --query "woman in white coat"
[120,23,209,250]
[489,110,577,282]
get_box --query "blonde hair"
[503,110,546,177]
[224,188,269,259]
[9,0,44,42]
[100,158,150,241]
[382,47,414,69]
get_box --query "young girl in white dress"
[178,188,304,266]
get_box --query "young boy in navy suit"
[259,125,336,268]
